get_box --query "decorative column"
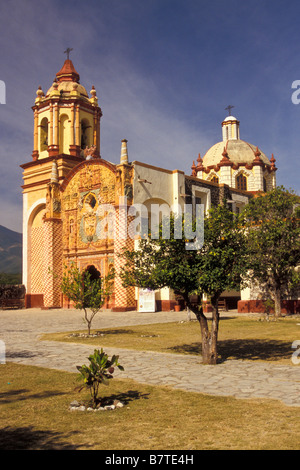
[93,109,97,147]
[43,218,63,308]
[120,139,129,165]
[54,102,59,154]
[48,82,60,157]
[219,148,232,186]
[112,197,136,311]
[270,154,277,189]
[70,103,75,146]
[49,102,53,148]
[69,102,80,156]
[75,104,80,148]
[43,163,62,308]
[89,86,100,154]
[97,109,101,155]
[252,147,264,191]
[32,108,39,160]
[32,86,43,160]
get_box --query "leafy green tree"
[121,203,247,364]
[61,263,114,335]
[242,186,300,317]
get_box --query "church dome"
[202,114,271,168]
[203,139,271,167]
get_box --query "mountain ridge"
[0,225,22,274]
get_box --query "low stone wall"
[238,299,300,315]
[0,284,26,309]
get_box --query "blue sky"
[0,0,299,232]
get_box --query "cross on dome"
[225,105,234,116]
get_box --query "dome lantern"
[222,115,240,141]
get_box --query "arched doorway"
[85,265,101,281]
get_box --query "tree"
[76,348,124,408]
[196,204,248,363]
[242,186,300,317]
[61,263,114,335]
[120,203,247,364]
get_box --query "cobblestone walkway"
[1,308,300,407]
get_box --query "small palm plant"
[76,349,124,408]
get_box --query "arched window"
[40,117,48,152]
[263,177,267,192]
[84,193,97,211]
[236,173,247,191]
[210,175,219,184]
[81,119,92,149]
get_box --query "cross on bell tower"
[64,47,73,60]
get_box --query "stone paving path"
[1,308,300,407]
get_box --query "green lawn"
[1,362,300,450]
[42,315,300,364]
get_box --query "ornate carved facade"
[21,59,135,310]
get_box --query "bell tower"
[32,53,102,161]
[21,54,102,308]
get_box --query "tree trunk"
[273,288,282,318]
[205,295,220,364]
[186,295,220,365]
[84,308,92,335]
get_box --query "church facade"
[22,58,296,314]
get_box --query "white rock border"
[69,400,124,412]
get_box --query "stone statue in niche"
[124,184,133,199]
[84,145,98,160]
[83,212,97,238]
[52,199,61,213]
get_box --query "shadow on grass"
[0,426,84,450]
[96,329,135,335]
[169,339,293,362]
[100,389,150,406]
[0,389,67,404]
